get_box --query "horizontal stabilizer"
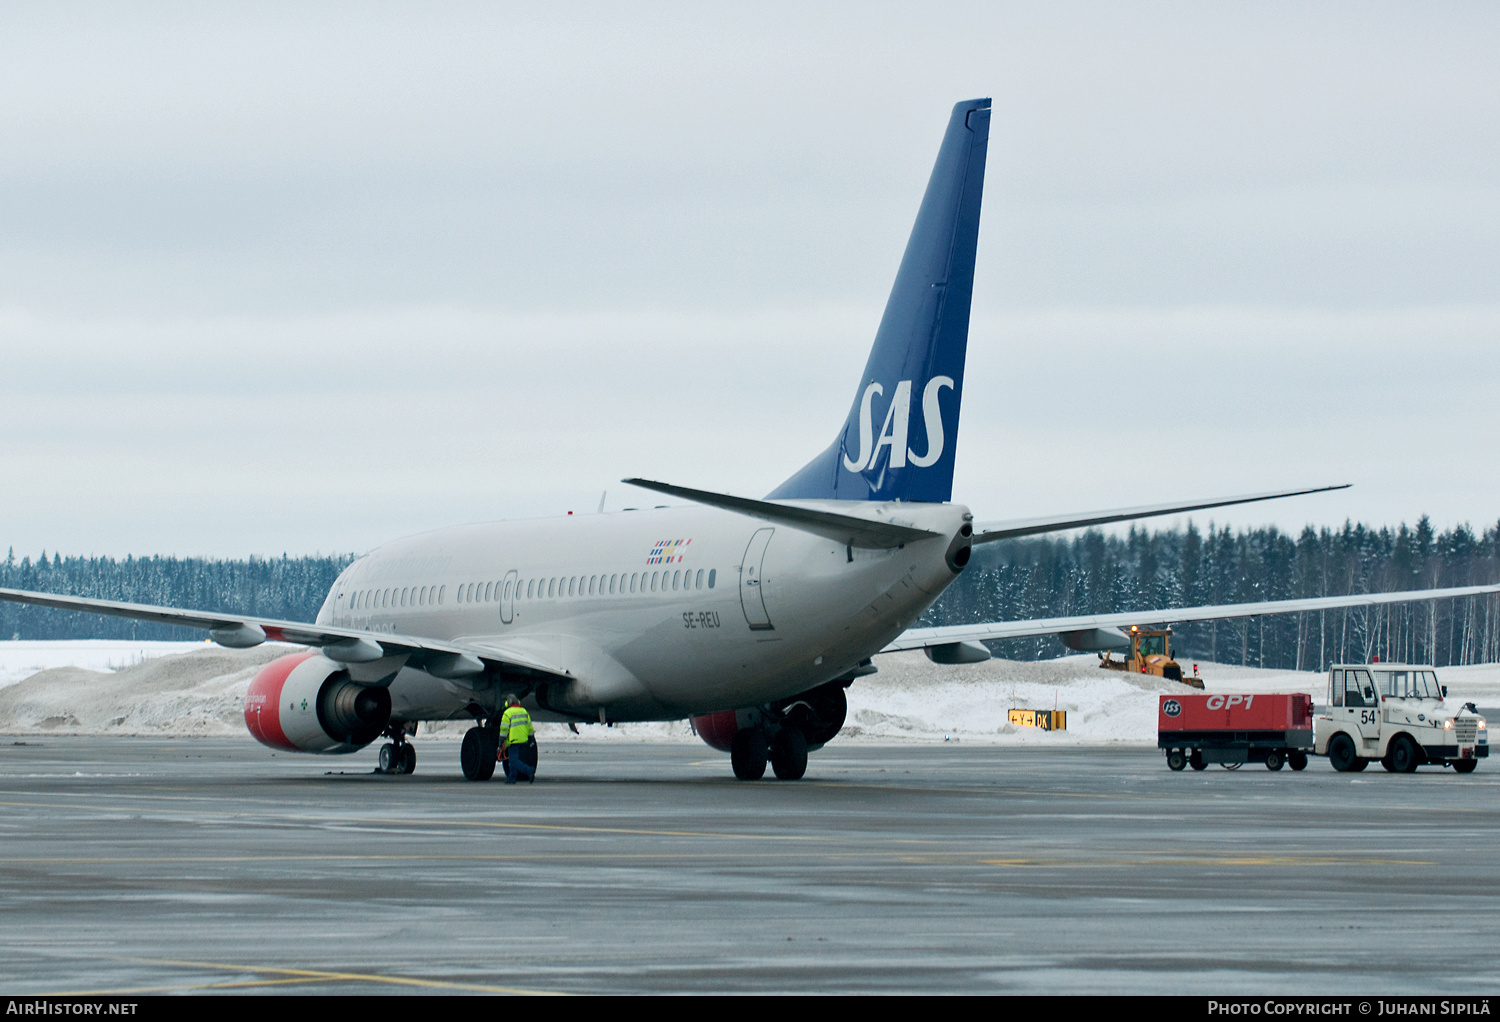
[622,479,942,549]
[884,582,1500,653]
[972,484,1351,544]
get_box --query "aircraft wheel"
[1166,750,1186,772]
[770,727,808,781]
[399,743,417,775]
[730,729,768,780]
[461,726,497,781]
[378,742,398,773]
[1328,734,1358,772]
[1288,750,1308,771]
[1265,750,1284,771]
[1453,759,1478,774]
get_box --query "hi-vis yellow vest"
[500,705,533,745]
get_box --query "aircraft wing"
[0,586,570,681]
[971,484,1350,543]
[885,582,1500,652]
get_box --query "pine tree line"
[0,550,354,641]
[4,516,1499,668]
[924,516,1500,670]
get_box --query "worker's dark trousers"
[505,742,537,782]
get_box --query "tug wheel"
[1328,734,1359,772]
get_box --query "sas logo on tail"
[843,376,955,473]
[648,538,691,564]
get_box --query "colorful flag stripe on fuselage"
[648,539,691,564]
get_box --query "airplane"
[3,98,1497,782]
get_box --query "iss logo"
[1162,699,1182,717]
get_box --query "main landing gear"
[731,726,808,781]
[460,723,499,781]
[377,725,417,775]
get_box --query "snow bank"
[0,641,1495,745]
[0,642,296,737]
[0,640,210,691]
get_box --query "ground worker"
[498,694,536,784]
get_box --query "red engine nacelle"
[691,681,849,754]
[244,651,392,754]
[691,709,744,753]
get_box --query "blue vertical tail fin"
[768,98,990,503]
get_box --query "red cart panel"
[1158,692,1313,733]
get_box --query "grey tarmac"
[0,737,1497,996]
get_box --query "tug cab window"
[1343,669,1374,708]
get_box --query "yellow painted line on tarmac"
[811,780,1130,800]
[39,956,566,996]
[37,977,328,995]
[0,852,796,865]
[0,798,830,842]
[972,853,1435,868]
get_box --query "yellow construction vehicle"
[1099,626,1204,689]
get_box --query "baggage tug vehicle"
[1159,663,1487,773]
[1316,663,1488,773]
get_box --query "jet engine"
[244,650,392,754]
[692,679,849,753]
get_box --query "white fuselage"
[315,502,970,723]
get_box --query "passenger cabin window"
[708,569,716,589]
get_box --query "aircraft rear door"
[739,528,774,631]
[500,569,518,624]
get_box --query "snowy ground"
[0,639,211,690]
[1,640,1496,746]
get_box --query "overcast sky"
[2,2,1497,559]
